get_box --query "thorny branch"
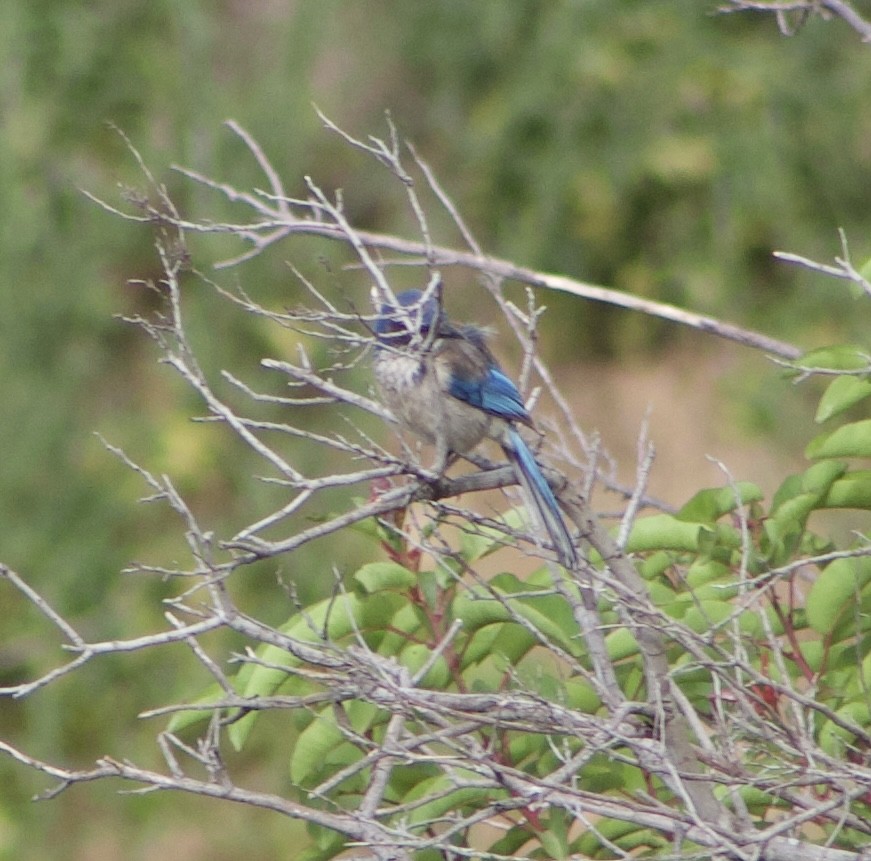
[4,117,871,861]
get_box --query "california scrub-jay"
[374,289,577,568]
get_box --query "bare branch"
[719,0,871,42]
[9,115,871,861]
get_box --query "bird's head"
[374,289,441,348]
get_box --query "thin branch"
[11,115,871,861]
[719,0,871,42]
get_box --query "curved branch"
[210,217,802,360]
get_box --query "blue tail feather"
[503,428,578,568]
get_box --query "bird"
[373,288,578,568]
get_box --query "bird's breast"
[374,352,492,453]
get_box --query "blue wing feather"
[438,327,534,424]
[447,366,529,423]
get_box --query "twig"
[719,0,871,42]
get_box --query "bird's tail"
[503,428,578,568]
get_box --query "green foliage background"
[2,1,871,858]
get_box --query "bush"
[4,113,871,860]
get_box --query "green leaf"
[685,560,735,589]
[452,584,580,655]
[816,375,871,423]
[677,483,763,523]
[540,807,569,858]
[345,505,385,541]
[489,829,535,858]
[462,622,510,667]
[353,561,416,593]
[564,679,601,713]
[623,514,708,553]
[713,783,777,813]
[806,556,871,634]
[398,642,451,687]
[692,581,741,602]
[298,824,346,861]
[807,420,871,459]
[229,591,404,750]
[639,551,674,580]
[459,523,500,562]
[508,731,550,768]
[385,602,427,640]
[502,600,580,655]
[417,567,440,609]
[451,592,513,630]
[385,762,441,798]
[290,714,346,786]
[843,648,871,698]
[770,472,801,512]
[819,701,871,757]
[577,755,641,793]
[460,506,525,561]
[605,626,638,660]
[794,345,870,373]
[798,459,850,495]
[647,579,677,607]
[485,623,538,665]
[682,599,736,633]
[404,772,506,825]
[821,471,871,510]
[765,462,846,548]
[290,701,379,786]
[576,817,664,855]
[164,682,227,734]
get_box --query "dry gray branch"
[4,116,871,861]
[720,0,871,42]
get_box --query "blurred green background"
[3,1,871,858]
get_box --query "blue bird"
[374,289,577,568]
